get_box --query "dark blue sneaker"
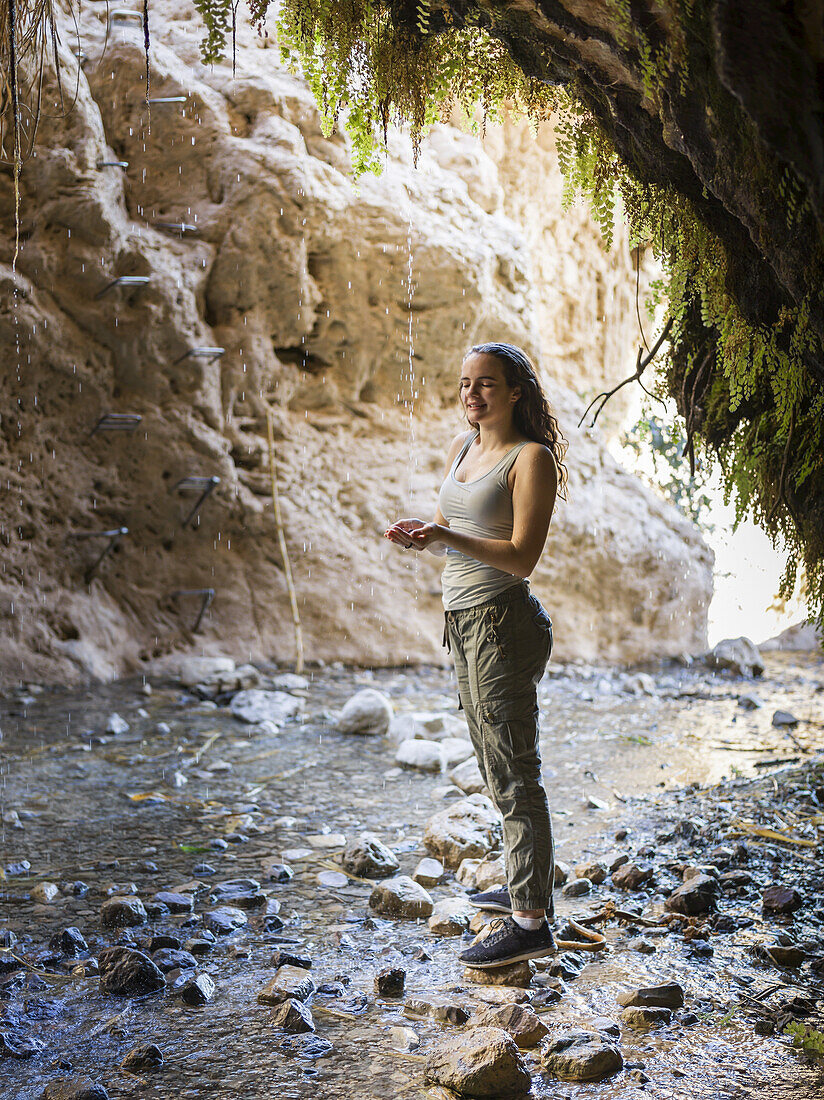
[459,916,556,968]
[468,887,511,913]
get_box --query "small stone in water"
[342,833,400,878]
[5,861,31,876]
[105,713,129,735]
[762,884,803,913]
[264,862,293,883]
[616,982,684,1009]
[41,1077,110,1099]
[31,882,60,903]
[620,1005,672,1028]
[413,857,445,887]
[271,998,315,1033]
[390,1026,420,1051]
[563,877,591,898]
[178,973,216,1005]
[369,876,433,919]
[121,1043,163,1071]
[374,967,405,996]
[541,1028,623,1082]
[425,1026,532,1095]
[772,709,799,727]
[317,870,348,888]
[100,896,147,928]
[193,863,216,876]
[50,927,88,957]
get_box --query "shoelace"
[475,916,514,944]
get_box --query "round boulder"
[336,689,393,735]
[425,1026,532,1096]
[423,794,502,869]
[369,876,433,918]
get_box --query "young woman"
[384,342,569,968]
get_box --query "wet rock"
[41,1078,110,1099]
[98,947,165,996]
[762,884,803,913]
[177,656,236,687]
[121,1043,163,1071]
[100,896,147,928]
[369,876,433,918]
[209,880,267,909]
[342,833,400,878]
[271,998,315,1033]
[428,897,476,935]
[554,861,570,886]
[203,907,248,934]
[105,713,129,735]
[50,928,88,958]
[623,672,656,695]
[413,857,445,887]
[772,709,799,727]
[263,861,293,883]
[611,862,653,890]
[585,795,610,811]
[63,881,89,897]
[390,1025,420,1051]
[683,863,720,882]
[423,794,503,869]
[177,974,215,1006]
[450,757,486,794]
[457,858,483,886]
[546,953,585,981]
[185,938,213,956]
[465,961,535,988]
[396,739,446,772]
[474,855,507,893]
[689,938,714,958]
[472,1003,549,1047]
[738,692,764,710]
[627,937,656,954]
[152,948,198,973]
[374,967,405,996]
[616,982,684,1009]
[5,860,30,876]
[230,690,301,726]
[152,891,193,913]
[541,1028,623,1082]
[307,833,347,850]
[405,997,471,1025]
[32,882,60,904]
[563,877,591,898]
[591,1017,621,1038]
[766,943,805,967]
[257,967,316,1005]
[317,870,348,888]
[1,1030,44,1058]
[720,869,754,888]
[425,1026,532,1096]
[575,861,607,885]
[620,1005,672,1027]
[335,688,393,735]
[269,949,312,971]
[665,874,717,915]
[703,637,764,678]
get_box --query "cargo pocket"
[478,694,542,778]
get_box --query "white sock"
[512,915,544,931]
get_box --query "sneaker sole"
[467,898,512,914]
[460,945,556,969]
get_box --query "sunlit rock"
[230,689,301,726]
[336,689,393,735]
[369,875,433,918]
[471,1003,549,1048]
[425,1026,532,1096]
[450,757,486,795]
[342,832,400,878]
[703,637,764,678]
[541,1028,623,1082]
[395,739,446,773]
[428,897,476,935]
[423,794,502,869]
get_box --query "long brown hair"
[464,342,570,500]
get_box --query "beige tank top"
[437,430,531,611]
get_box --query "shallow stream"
[1,651,823,1098]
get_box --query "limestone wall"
[0,1,712,684]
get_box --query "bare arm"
[412,444,558,576]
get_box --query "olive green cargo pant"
[442,580,555,915]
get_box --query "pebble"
[738,692,764,709]
[31,882,60,904]
[270,998,315,1033]
[405,997,471,1025]
[554,861,570,886]
[575,860,607,885]
[585,796,610,811]
[541,1028,623,1082]
[341,833,400,878]
[374,967,406,996]
[203,907,248,935]
[152,891,194,913]
[426,1027,532,1095]
[772,709,799,727]
[766,943,805,967]
[177,974,216,1005]
[335,688,393,735]
[449,757,486,794]
[616,981,684,1009]
[472,1003,549,1047]
[98,946,165,996]
[152,948,198,973]
[762,884,803,913]
[428,897,476,935]
[317,870,348,888]
[422,794,502,869]
[563,877,591,898]
[50,928,88,957]
[100,896,147,928]
[263,861,293,883]
[258,967,316,1005]
[105,713,129,735]
[369,876,433,918]
[389,1026,420,1051]
[413,857,445,887]
[465,960,535,988]
[121,1043,163,1071]
[621,1005,672,1027]
[230,689,301,726]
[627,937,656,954]
[306,833,347,849]
[611,862,653,890]
[665,874,717,915]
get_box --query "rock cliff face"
[0,0,712,684]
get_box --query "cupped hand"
[406,522,442,549]
[384,517,426,549]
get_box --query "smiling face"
[459,352,521,430]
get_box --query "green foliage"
[191,0,824,638]
[620,412,714,530]
[785,1021,824,1058]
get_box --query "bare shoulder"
[511,440,558,491]
[446,429,475,462]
